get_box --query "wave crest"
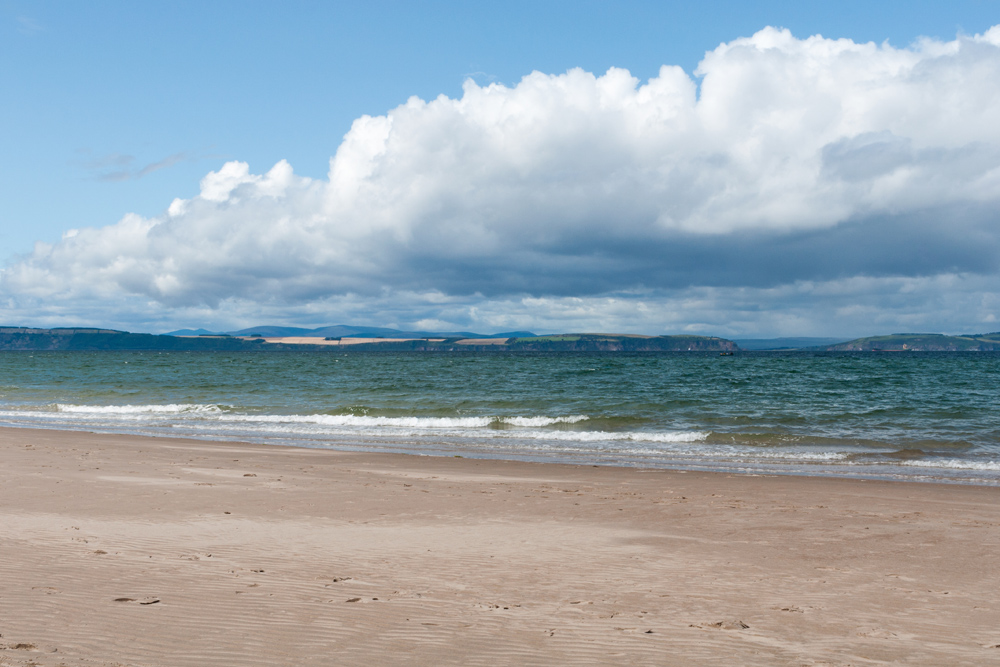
[56,403,225,414]
[901,458,1000,471]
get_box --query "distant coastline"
[822,332,1000,352]
[2,326,999,352]
[0,327,736,352]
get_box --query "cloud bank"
[5,26,1000,335]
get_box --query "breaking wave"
[56,403,225,414]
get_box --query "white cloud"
[4,26,1000,334]
[3,275,997,338]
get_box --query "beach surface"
[1,427,999,666]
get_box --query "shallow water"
[1,350,999,483]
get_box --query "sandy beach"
[2,426,999,666]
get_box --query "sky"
[2,1,1000,337]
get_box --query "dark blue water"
[1,350,998,483]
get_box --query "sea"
[1,350,999,485]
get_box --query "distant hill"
[734,337,851,350]
[19,326,1000,353]
[825,333,1000,351]
[0,328,265,351]
[498,334,737,352]
[0,328,736,352]
[269,333,739,352]
[225,325,325,337]
[167,325,538,339]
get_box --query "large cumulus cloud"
[4,26,1000,334]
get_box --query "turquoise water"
[1,350,999,484]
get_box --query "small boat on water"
[720,351,734,356]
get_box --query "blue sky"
[2,1,1000,336]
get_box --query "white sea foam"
[40,405,704,445]
[503,415,590,427]
[201,413,705,444]
[11,404,994,478]
[56,403,224,414]
[502,429,710,444]
[227,414,496,428]
[50,405,591,427]
[900,458,1000,471]
[733,450,849,461]
[214,413,591,428]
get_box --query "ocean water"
[1,350,999,484]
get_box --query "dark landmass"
[825,332,1000,351]
[504,334,737,352]
[734,337,851,350]
[0,328,266,351]
[0,328,737,352]
[338,334,738,352]
[166,328,220,336]
[167,324,538,339]
[9,327,1000,353]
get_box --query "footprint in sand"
[856,627,897,639]
[692,620,749,630]
[1,642,37,651]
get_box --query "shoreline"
[0,420,997,488]
[2,426,1000,665]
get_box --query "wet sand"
[1,426,999,666]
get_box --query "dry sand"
[1,426,999,666]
